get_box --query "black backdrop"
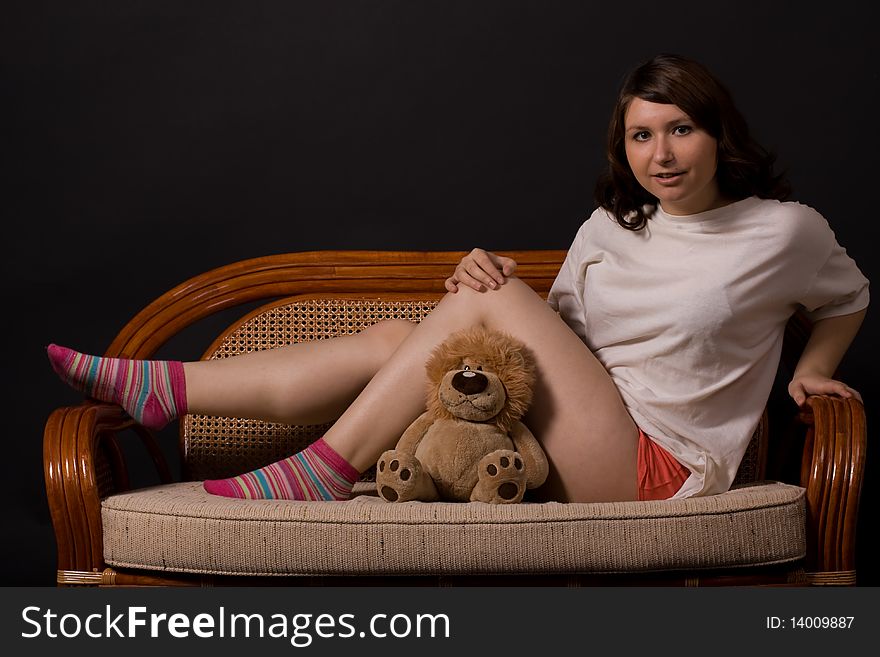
[4,1,877,585]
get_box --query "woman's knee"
[440,276,541,320]
[361,319,416,361]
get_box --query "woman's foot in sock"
[47,344,188,431]
[203,438,359,501]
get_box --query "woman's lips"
[653,172,684,184]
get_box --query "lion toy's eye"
[463,365,470,371]
[477,366,483,371]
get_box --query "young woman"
[48,54,869,504]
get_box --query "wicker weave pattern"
[182,297,438,480]
[732,410,766,486]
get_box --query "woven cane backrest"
[181,296,439,480]
[731,409,767,486]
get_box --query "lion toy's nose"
[452,370,488,395]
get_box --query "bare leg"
[47,319,416,434]
[184,319,416,425]
[324,278,638,503]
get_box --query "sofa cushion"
[101,481,805,576]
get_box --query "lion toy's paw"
[471,449,528,504]
[376,450,439,502]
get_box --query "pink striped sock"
[47,344,188,430]
[203,438,360,501]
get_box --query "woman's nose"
[653,137,674,164]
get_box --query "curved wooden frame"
[104,251,564,359]
[801,396,867,582]
[42,250,867,586]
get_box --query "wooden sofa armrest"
[799,395,867,582]
[43,401,173,579]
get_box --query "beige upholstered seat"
[102,481,805,577]
[43,251,866,586]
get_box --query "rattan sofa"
[43,251,867,586]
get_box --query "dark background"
[3,1,877,585]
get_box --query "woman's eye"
[673,125,692,136]
[633,131,650,142]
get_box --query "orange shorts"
[637,429,690,501]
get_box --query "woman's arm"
[788,308,867,406]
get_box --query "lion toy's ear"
[425,326,536,431]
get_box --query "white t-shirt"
[547,197,869,498]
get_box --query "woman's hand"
[788,310,866,407]
[445,248,518,293]
[787,373,863,408]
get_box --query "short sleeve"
[547,216,594,342]
[799,229,869,322]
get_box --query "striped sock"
[47,344,187,431]
[203,438,359,501]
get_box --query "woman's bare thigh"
[468,279,639,502]
[322,277,638,501]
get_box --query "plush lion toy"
[376,326,548,504]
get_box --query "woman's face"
[623,98,723,215]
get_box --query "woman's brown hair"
[594,53,790,230]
